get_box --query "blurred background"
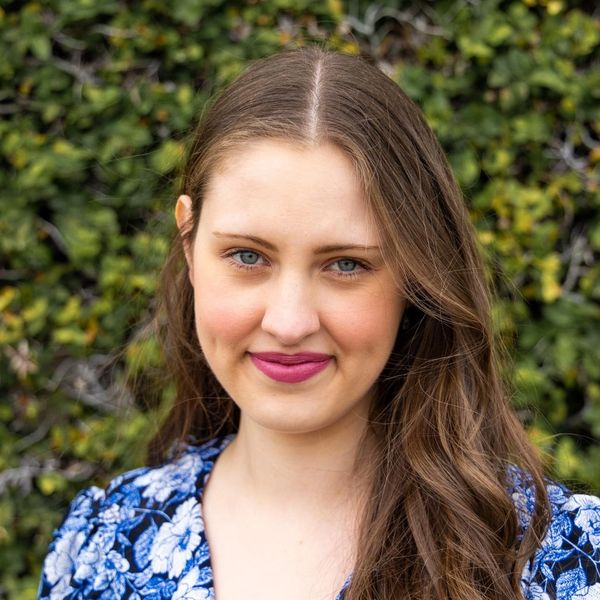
[0,0,598,597]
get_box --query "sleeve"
[37,486,105,600]
[522,493,600,599]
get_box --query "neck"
[221,414,374,512]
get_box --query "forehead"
[200,139,380,244]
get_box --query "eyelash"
[223,249,371,280]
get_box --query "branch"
[561,230,593,294]
[0,457,56,495]
[52,30,86,51]
[47,355,134,414]
[344,4,447,39]
[0,457,97,496]
[49,57,101,85]
[38,218,69,255]
[91,24,138,39]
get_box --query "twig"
[0,457,56,495]
[52,30,86,51]
[344,4,446,39]
[91,24,138,39]
[12,419,52,453]
[561,231,589,294]
[47,356,133,414]
[0,269,27,281]
[0,103,21,114]
[38,218,69,254]
[49,57,101,85]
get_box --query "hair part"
[149,46,550,599]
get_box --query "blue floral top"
[38,436,600,599]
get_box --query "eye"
[327,258,369,278]
[236,250,261,265]
[334,259,360,272]
[224,249,268,271]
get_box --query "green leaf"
[150,140,184,174]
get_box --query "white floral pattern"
[511,472,600,599]
[150,498,203,578]
[38,436,600,599]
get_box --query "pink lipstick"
[249,352,332,384]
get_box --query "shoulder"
[103,434,232,504]
[38,435,232,599]
[511,469,600,600]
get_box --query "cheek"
[192,269,261,350]
[325,285,403,354]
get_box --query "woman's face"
[176,139,405,436]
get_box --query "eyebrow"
[212,232,381,254]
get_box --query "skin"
[175,139,405,599]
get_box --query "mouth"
[248,352,332,384]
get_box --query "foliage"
[0,0,597,597]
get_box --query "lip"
[249,352,332,383]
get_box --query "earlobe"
[175,194,195,285]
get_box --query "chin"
[244,405,331,435]
[240,393,365,437]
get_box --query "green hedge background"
[1,0,598,597]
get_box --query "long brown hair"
[149,46,550,599]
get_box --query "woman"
[38,47,599,599]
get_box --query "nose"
[260,273,320,345]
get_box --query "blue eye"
[237,251,260,265]
[225,249,266,271]
[328,258,370,279]
[335,259,359,272]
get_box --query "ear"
[175,194,195,285]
